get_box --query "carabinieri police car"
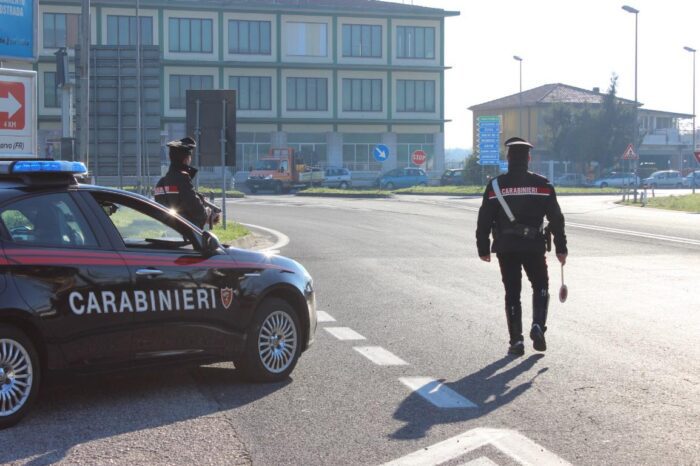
[0,159,316,428]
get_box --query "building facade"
[10,0,459,181]
[469,83,695,174]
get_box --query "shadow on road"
[0,363,288,465]
[391,354,547,440]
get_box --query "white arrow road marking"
[324,327,366,341]
[381,428,571,466]
[0,91,22,118]
[458,458,499,466]
[316,311,336,322]
[353,346,408,366]
[399,377,477,409]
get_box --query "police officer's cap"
[167,137,197,152]
[504,137,534,149]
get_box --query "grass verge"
[296,188,393,198]
[619,193,700,213]
[212,222,250,243]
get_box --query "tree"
[542,75,637,172]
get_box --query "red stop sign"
[411,149,427,165]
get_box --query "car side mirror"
[201,230,222,255]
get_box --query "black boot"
[531,290,549,351]
[505,305,523,355]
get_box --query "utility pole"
[136,0,143,191]
[79,0,90,167]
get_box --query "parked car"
[440,169,466,186]
[591,172,639,188]
[0,159,317,428]
[641,170,683,189]
[682,170,700,188]
[376,168,428,190]
[323,167,352,189]
[555,173,589,187]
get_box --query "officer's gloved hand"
[557,253,567,265]
[211,212,222,225]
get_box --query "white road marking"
[567,221,700,246]
[239,223,290,252]
[316,311,336,322]
[353,346,408,366]
[324,327,366,341]
[382,427,572,466]
[398,377,477,409]
[458,458,499,466]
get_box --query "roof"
[468,83,638,111]
[91,0,460,17]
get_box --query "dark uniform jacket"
[154,163,208,228]
[476,166,567,257]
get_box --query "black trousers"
[497,251,550,344]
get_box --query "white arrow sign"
[0,91,22,118]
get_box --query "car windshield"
[255,160,280,171]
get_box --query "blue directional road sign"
[477,115,502,166]
[499,161,509,172]
[0,0,35,61]
[373,144,389,163]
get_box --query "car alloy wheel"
[234,298,302,382]
[339,182,348,189]
[385,182,395,190]
[258,311,298,374]
[0,327,40,429]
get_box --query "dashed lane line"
[324,327,367,341]
[316,311,336,322]
[567,221,700,246]
[353,346,409,366]
[398,377,477,409]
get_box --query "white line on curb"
[240,223,290,252]
[324,327,366,341]
[353,346,408,366]
[398,377,477,409]
[316,311,336,323]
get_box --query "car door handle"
[135,268,164,276]
[244,273,261,278]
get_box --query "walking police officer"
[476,137,568,356]
[155,137,219,229]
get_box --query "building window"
[106,15,153,46]
[286,78,328,111]
[228,20,271,55]
[286,22,327,57]
[44,72,61,108]
[237,132,272,170]
[342,133,382,172]
[342,78,382,112]
[396,80,436,113]
[229,76,272,111]
[169,75,214,109]
[168,18,213,53]
[396,26,435,59]
[342,24,381,58]
[288,133,327,166]
[43,13,80,48]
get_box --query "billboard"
[0,0,36,61]
[0,69,37,158]
[185,90,236,167]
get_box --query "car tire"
[0,325,40,429]
[273,182,283,195]
[249,186,258,194]
[600,182,608,188]
[675,183,682,189]
[419,182,427,187]
[385,182,395,190]
[234,298,302,383]
[339,181,348,190]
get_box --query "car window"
[0,193,98,248]
[91,193,195,251]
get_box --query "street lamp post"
[622,5,639,201]
[513,55,523,137]
[684,46,696,194]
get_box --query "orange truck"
[245,148,324,194]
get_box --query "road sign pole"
[220,99,227,229]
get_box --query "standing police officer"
[155,137,219,229]
[476,137,568,356]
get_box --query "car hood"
[225,247,309,277]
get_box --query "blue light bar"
[11,161,88,175]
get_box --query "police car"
[0,159,316,428]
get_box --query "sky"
[412,0,700,149]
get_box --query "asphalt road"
[2,193,698,465]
